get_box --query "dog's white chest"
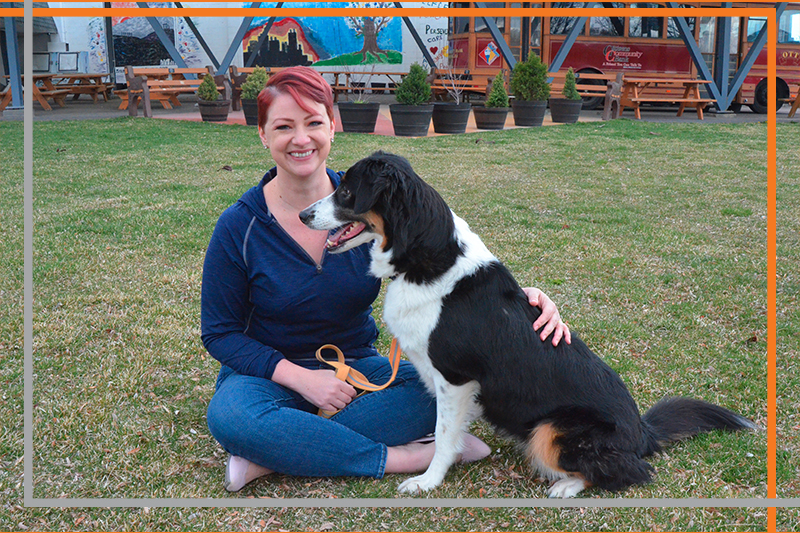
[383,280,443,356]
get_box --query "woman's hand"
[522,287,571,346]
[272,360,357,411]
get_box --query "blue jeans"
[207,356,437,478]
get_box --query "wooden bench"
[430,69,501,102]
[120,66,231,118]
[324,70,404,102]
[548,71,621,107]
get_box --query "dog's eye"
[339,187,352,201]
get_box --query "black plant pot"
[389,103,434,137]
[432,102,472,134]
[511,99,547,127]
[242,98,259,126]
[548,98,583,124]
[472,104,510,130]
[198,99,231,122]
[338,102,381,133]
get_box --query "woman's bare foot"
[224,455,274,492]
[384,433,491,474]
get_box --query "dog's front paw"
[547,477,587,498]
[398,474,442,494]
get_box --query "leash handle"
[315,339,402,418]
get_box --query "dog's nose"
[298,208,314,224]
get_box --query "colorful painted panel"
[243,2,403,67]
[109,2,203,68]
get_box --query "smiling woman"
[199,65,569,493]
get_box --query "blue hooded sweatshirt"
[201,168,382,379]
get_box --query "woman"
[201,66,571,492]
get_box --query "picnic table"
[619,77,714,120]
[785,84,800,118]
[0,73,70,111]
[50,73,112,103]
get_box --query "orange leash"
[314,338,403,418]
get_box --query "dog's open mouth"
[326,222,366,251]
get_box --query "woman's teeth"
[291,150,313,158]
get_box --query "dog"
[299,151,757,497]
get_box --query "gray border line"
[23,0,34,509]
[22,498,780,508]
[22,5,780,511]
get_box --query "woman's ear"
[258,127,269,149]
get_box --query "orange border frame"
[21,4,777,531]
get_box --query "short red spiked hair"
[257,66,334,131]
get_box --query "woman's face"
[258,92,335,182]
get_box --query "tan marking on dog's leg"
[526,423,566,479]
[526,423,593,497]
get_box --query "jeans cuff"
[376,443,387,479]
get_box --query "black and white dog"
[299,151,757,497]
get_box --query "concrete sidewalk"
[2,92,797,132]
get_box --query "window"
[530,16,542,47]
[779,9,800,44]
[474,2,505,32]
[550,2,586,36]
[450,1,470,34]
[666,11,695,40]
[630,3,663,39]
[589,2,625,37]
[747,16,766,42]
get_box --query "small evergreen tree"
[240,67,269,101]
[484,72,509,108]
[562,67,582,100]
[197,74,220,101]
[510,54,550,101]
[395,63,431,105]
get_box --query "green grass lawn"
[1,116,789,531]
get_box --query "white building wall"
[46,3,447,76]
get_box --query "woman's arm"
[521,287,571,346]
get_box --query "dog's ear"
[352,159,396,215]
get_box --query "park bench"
[548,70,620,103]
[119,66,231,118]
[430,69,501,102]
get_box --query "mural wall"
[243,2,448,69]
[70,2,447,75]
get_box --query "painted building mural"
[68,2,448,76]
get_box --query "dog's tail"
[640,397,759,457]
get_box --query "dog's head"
[300,151,459,280]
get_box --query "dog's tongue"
[326,221,366,249]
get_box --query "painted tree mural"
[344,2,394,62]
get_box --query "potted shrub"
[549,67,583,124]
[389,63,433,137]
[431,64,472,135]
[510,54,550,127]
[472,71,510,130]
[240,66,268,126]
[197,74,231,122]
[338,67,381,133]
